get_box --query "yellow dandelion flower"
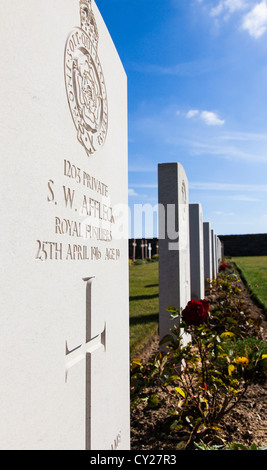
[235,356,249,367]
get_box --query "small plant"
[130,265,267,449]
[195,440,267,450]
[158,307,249,448]
[227,442,267,450]
[134,259,147,265]
[207,273,262,338]
[216,334,267,381]
[194,439,224,450]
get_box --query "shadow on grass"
[130,313,158,326]
[130,293,159,302]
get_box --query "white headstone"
[141,240,145,260]
[158,163,191,347]
[214,234,219,275]
[211,229,217,280]
[203,222,213,288]
[189,204,205,300]
[216,236,222,265]
[132,239,137,261]
[0,0,130,450]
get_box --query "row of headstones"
[130,239,159,260]
[158,162,223,345]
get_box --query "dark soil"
[130,279,267,450]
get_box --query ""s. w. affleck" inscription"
[35,159,120,263]
[64,0,108,156]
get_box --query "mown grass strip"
[232,256,267,312]
[129,262,159,358]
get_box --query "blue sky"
[96,0,267,237]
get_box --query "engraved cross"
[65,276,106,449]
[65,277,106,382]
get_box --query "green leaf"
[131,358,142,366]
[228,364,235,376]
[170,312,179,320]
[175,387,186,399]
[148,394,159,409]
[226,317,237,324]
[170,374,181,381]
[220,331,235,340]
[166,306,178,313]
[250,443,258,450]
[159,334,174,345]
[197,423,207,434]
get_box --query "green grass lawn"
[129,262,159,358]
[232,256,267,311]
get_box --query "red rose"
[182,299,209,326]
[219,263,228,271]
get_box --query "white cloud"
[214,210,235,215]
[210,2,224,17]
[128,59,216,77]
[241,1,267,38]
[186,109,224,125]
[128,188,138,196]
[189,182,267,191]
[130,183,158,189]
[200,110,225,125]
[186,109,199,118]
[195,141,267,161]
[207,0,267,39]
[230,195,261,201]
[210,0,248,17]
[224,0,248,14]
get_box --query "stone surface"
[158,162,191,346]
[189,204,205,300]
[203,222,213,288]
[211,229,217,280]
[0,0,130,450]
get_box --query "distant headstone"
[216,236,222,265]
[141,240,145,260]
[203,222,213,289]
[158,162,191,347]
[214,234,219,275]
[211,229,217,280]
[132,239,137,261]
[0,0,130,450]
[189,204,205,300]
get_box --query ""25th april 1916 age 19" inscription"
[35,159,120,262]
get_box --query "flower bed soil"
[130,278,267,450]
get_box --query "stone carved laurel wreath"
[64,0,108,156]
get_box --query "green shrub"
[134,259,147,265]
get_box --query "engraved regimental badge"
[64,0,108,156]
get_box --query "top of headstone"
[80,0,99,48]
